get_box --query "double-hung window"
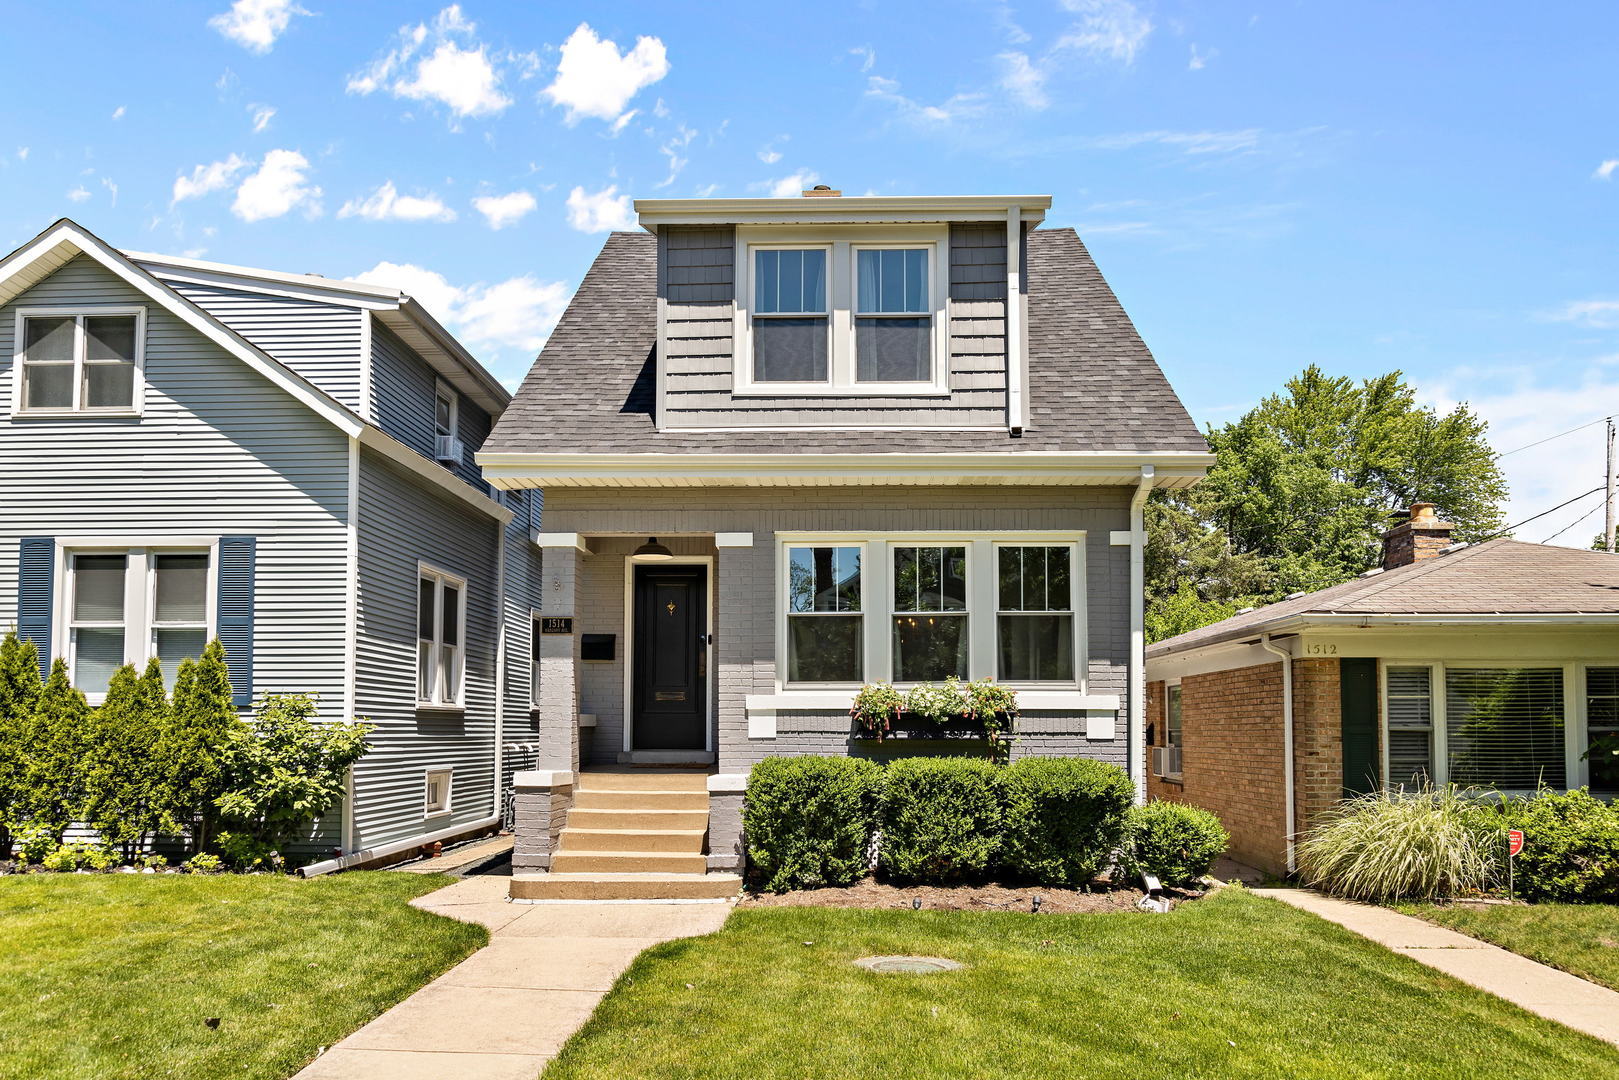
[66,547,211,697]
[1383,664,1569,790]
[417,567,465,707]
[891,545,968,683]
[1166,685,1183,748]
[785,545,863,683]
[751,248,829,383]
[854,247,932,383]
[1385,666,1435,787]
[1588,667,1619,795]
[995,545,1075,682]
[15,308,143,415]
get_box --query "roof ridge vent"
[1235,606,1256,615]
[1358,567,1385,578]
[1283,591,1307,600]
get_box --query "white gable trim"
[0,220,364,438]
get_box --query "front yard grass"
[545,888,1617,1080]
[1395,900,1619,991]
[0,871,484,1080]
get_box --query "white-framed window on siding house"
[1588,667,1619,795]
[417,566,465,708]
[854,246,933,385]
[435,381,457,439]
[64,547,212,699]
[424,767,453,816]
[785,545,863,684]
[891,545,969,683]
[995,544,1076,683]
[13,307,144,417]
[748,246,830,385]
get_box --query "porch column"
[534,533,588,773]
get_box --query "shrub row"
[742,754,1227,891]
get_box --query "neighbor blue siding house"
[0,218,541,864]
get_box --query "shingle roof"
[484,227,1207,455]
[1148,539,1619,657]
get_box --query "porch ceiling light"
[632,537,674,561]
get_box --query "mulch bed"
[739,877,1206,913]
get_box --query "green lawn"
[0,871,485,1080]
[544,889,1618,1080]
[1395,900,1619,992]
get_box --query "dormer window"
[13,307,144,417]
[735,226,947,397]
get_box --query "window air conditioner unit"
[1151,745,1183,779]
[434,435,464,463]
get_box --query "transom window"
[785,546,862,684]
[996,545,1074,683]
[65,547,210,698]
[417,567,466,707]
[15,308,143,415]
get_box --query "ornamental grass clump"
[1296,786,1499,902]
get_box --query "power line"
[1473,485,1606,544]
[1496,415,1612,459]
[1543,498,1605,545]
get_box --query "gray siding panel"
[371,322,491,494]
[162,280,365,411]
[353,447,500,849]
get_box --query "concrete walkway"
[1255,888,1619,1047]
[294,875,732,1079]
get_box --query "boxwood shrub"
[879,757,1003,883]
[1498,789,1619,903]
[999,757,1134,886]
[1117,800,1229,888]
[743,755,882,892]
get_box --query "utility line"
[1543,498,1605,545]
[1496,414,1612,459]
[1473,485,1606,544]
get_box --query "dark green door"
[632,564,707,750]
[1340,657,1380,797]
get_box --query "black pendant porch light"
[632,536,674,561]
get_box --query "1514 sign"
[539,617,574,635]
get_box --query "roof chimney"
[1381,502,1455,570]
[803,185,841,197]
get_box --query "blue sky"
[2,1,1616,544]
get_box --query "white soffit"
[634,194,1053,229]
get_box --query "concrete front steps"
[511,769,741,902]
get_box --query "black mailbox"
[581,634,615,661]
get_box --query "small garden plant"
[851,677,1018,761]
[1118,801,1229,888]
[1296,785,1501,902]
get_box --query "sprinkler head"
[912,897,922,910]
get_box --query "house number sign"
[540,617,574,635]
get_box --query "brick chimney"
[1382,502,1455,569]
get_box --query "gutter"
[1128,465,1155,804]
[298,815,501,878]
[1259,633,1297,874]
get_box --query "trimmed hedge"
[743,756,882,892]
[1000,757,1134,886]
[1118,801,1229,888]
[1498,789,1619,903]
[879,757,1003,883]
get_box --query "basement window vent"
[424,767,453,816]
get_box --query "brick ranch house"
[1145,503,1619,875]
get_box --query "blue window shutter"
[17,538,54,680]
[216,536,256,708]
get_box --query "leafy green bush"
[137,852,169,871]
[1497,789,1619,903]
[1297,786,1499,901]
[1118,801,1230,888]
[999,757,1133,886]
[0,631,44,859]
[217,831,285,872]
[36,842,116,872]
[40,845,78,872]
[184,852,224,874]
[157,641,244,852]
[16,660,93,841]
[12,823,56,865]
[744,756,882,892]
[82,660,168,859]
[879,757,1003,883]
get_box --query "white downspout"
[1005,206,1024,434]
[493,520,507,821]
[1260,633,1297,874]
[1128,465,1155,804]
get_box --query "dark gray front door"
[632,564,707,750]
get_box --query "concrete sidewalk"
[294,875,732,1079]
[1255,888,1619,1047]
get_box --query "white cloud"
[232,149,321,221]
[1188,44,1213,70]
[542,23,670,126]
[849,46,876,72]
[762,170,819,198]
[209,0,309,54]
[67,186,91,203]
[351,260,570,356]
[347,5,512,121]
[1084,129,1263,155]
[998,52,1049,109]
[865,75,987,127]
[656,125,697,188]
[472,190,537,229]
[1056,0,1153,63]
[757,145,783,165]
[17,147,28,161]
[172,153,250,205]
[1594,159,1618,181]
[102,177,118,207]
[249,104,276,132]
[565,184,636,232]
[111,105,126,120]
[339,180,457,223]
[1547,299,1619,329]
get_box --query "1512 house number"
[1304,642,1338,655]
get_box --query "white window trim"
[423,766,454,817]
[991,541,1083,686]
[1378,659,1593,791]
[53,539,219,704]
[434,378,458,439]
[774,531,1087,692]
[1165,681,1183,748]
[12,305,146,419]
[782,543,868,689]
[417,563,468,711]
[733,225,949,398]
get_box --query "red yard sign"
[1508,829,1524,857]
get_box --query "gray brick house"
[478,190,1213,898]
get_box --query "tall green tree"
[1148,366,1508,641]
[17,659,92,840]
[83,660,167,859]
[0,631,45,856]
[158,640,242,853]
